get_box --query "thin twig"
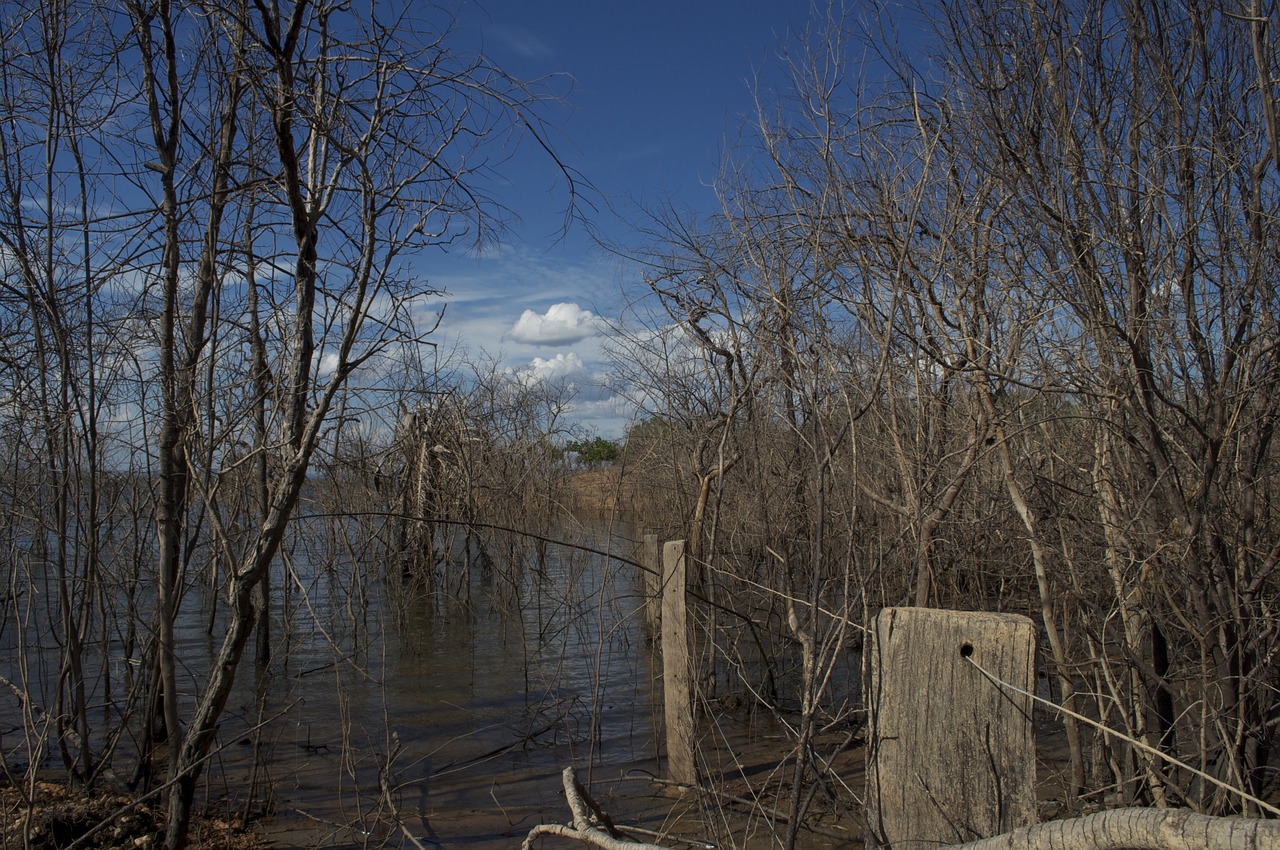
[965,656,1280,817]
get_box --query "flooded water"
[213,519,676,849]
[2,515,859,850]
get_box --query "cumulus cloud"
[318,352,341,378]
[515,351,586,385]
[508,302,603,346]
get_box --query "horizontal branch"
[950,808,1280,850]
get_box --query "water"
[2,516,857,850]
[206,519,670,849]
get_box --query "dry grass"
[562,468,627,516]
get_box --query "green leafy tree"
[566,435,619,468]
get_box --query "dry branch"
[522,767,674,850]
[948,808,1280,850]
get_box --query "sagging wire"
[962,654,1280,818]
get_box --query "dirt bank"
[0,780,263,850]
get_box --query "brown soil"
[0,780,265,850]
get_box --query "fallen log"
[528,764,1280,850]
[949,807,1280,850]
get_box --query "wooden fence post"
[865,607,1037,849]
[661,539,696,785]
[642,533,661,634]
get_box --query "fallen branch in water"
[522,767,674,850]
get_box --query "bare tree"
[0,0,574,845]
[126,2,574,843]
[0,0,143,792]
[928,0,1280,808]
[616,0,1280,831]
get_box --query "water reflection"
[3,513,863,850]
[239,519,660,848]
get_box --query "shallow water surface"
[2,517,848,850]
[226,521,669,849]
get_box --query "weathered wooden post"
[642,533,661,634]
[661,539,696,785]
[865,607,1037,849]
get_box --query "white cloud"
[516,351,586,385]
[508,302,604,346]
[318,352,341,378]
[567,395,641,440]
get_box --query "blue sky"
[423,1,816,438]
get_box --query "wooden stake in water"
[642,533,661,635]
[865,607,1037,849]
[661,540,696,785]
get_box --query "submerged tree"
[0,0,572,846]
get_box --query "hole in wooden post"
[959,643,974,658]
